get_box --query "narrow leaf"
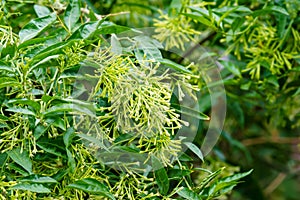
[253,6,289,16]
[69,20,104,40]
[64,0,81,31]
[63,127,76,148]
[36,141,66,158]
[0,77,21,89]
[183,13,213,28]
[7,148,33,174]
[66,149,76,173]
[0,61,14,73]
[220,60,242,78]
[95,21,131,35]
[196,168,223,192]
[173,104,210,120]
[6,107,36,116]
[7,98,41,112]
[19,13,57,43]
[11,183,51,193]
[184,142,204,162]
[157,58,192,74]
[152,156,169,195]
[34,5,51,18]
[177,187,202,200]
[68,178,115,199]
[220,169,253,183]
[42,103,95,117]
[19,175,57,183]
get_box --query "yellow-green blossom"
[154,11,201,50]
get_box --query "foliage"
[1,0,300,199]
[0,0,253,199]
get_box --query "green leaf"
[77,134,108,150]
[11,183,51,193]
[111,34,122,54]
[34,124,50,140]
[42,103,95,117]
[220,169,253,183]
[179,153,193,162]
[0,61,14,73]
[8,163,30,176]
[7,148,33,174]
[152,156,169,195]
[277,15,287,39]
[240,81,251,90]
[134,35,163,60]
[66,149,76,173]
[183,13,214,28]
[68,178,115,199]
[231,17,246,33]
[19,175,57,183]
[69,20,104,40]
[177,187,202,200]
[63,127,76,172]
[18,29,68,54]
[7,98,41,112]
[52,117,66,131]
[168,169,191,180]
[208,170,252,197]
[170,0,182,13]
[63,127,76,148]
[208,181,237,197]
[19,12,57,43]
[28,38,80,66]
[292,88,300,97]
[157,58,192,74]
[5,107,36,116]
[95,21,131,35]
[173,104,210,120]
[184,142,204,162]
[0,77,21,89]
[197,168,223,192]
[30,54,60,72]
[36,141,66,158]
[64,0,81,31]
[213,6,252,14]
[253,6,289,17]
[0,153,8,168]
[220,60,242,78]
[34,4,51,18]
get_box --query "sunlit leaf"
[68,178,115,199]
[19,175,57,183]
[184,142,204,162]
[11,183,51,193]
[177,187,202,200]
[64,0,81,31]
[34,5,51,18]
[19,13,57,43]
[157,58,192,74]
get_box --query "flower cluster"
[83,45,199,168]
[154,10,200,50]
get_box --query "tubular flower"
[153,11,201,50]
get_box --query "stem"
[47,68,59,95]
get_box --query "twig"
[264,173,286,195]
[81,8,129,20]
[242,136,300,146]
[178,30,216,64]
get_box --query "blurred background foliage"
[1,0,300,199]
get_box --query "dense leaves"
[1,0,299,199]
